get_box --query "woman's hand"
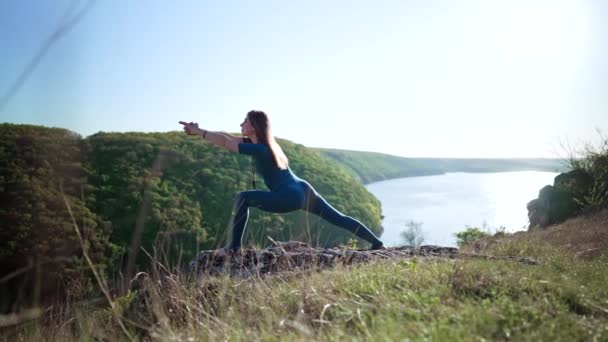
[178,121,203,136]
[178,121,239,152]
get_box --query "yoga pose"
[179,110,384,254]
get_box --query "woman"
[179,110,385,255]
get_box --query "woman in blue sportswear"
[179,110,385,255]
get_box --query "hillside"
[4,209,606,341]
[0,124,382,311]
[84,132,382,253]
[464,208,608,259]
[1,124,606,340]
[317,148,568,184]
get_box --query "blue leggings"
[228,180,383,250]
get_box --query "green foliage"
[317,148,567,184]
[0,124,384,304]
[84,132,210,270]
[316,149,444,183]
[9,248,607,341]
[83,132,383,269]
[454,226,491,247]
[568,134,608,211]
[0,124,114,311]
[341,237,359,250]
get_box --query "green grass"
[5,244,607,341]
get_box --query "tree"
[400,220,424,247]
[0,124,113,311]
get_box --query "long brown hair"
[247,110,289,170]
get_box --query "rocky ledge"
[186,241,538,278]
[124,241,538,336]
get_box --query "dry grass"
[462,208,608,260]
[2,208,607,341]
[527,209,608,256]
[5,253,606,341]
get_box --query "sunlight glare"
[503,2,589,62]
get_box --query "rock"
[527,169,597,230]
[269,240,313,252]
[527,198,550,229]
[574,247,604,260]
[188,244,462,278]
[528,185,579,230]
[122,243,539,333]
[554,169,592,199]
[186,243,539,278]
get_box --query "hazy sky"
[1,0,606,158]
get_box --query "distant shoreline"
[364,169,560,187]
[314,147,567,185]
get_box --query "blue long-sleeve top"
[238,139,300,191]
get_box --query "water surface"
[365,171,558,247]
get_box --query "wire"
[0,0,96,113]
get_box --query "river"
[365,171,558,247]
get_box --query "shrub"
[454,226,491,248]
[567,132,608,211]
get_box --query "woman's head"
[241,110,288,170]
[240,110,268,138]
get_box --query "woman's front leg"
[228,190,299,250]
[228,191,254,250]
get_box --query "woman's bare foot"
[371,243,386,250]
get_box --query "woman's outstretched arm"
[179,121,240,152]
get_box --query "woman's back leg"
[303,186,383,248]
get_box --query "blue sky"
[1,0,606,158]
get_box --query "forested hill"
[316,148,568,184]
[0,123,383,304]
[0,123,568,308]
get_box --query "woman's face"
[240,116,255,136]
